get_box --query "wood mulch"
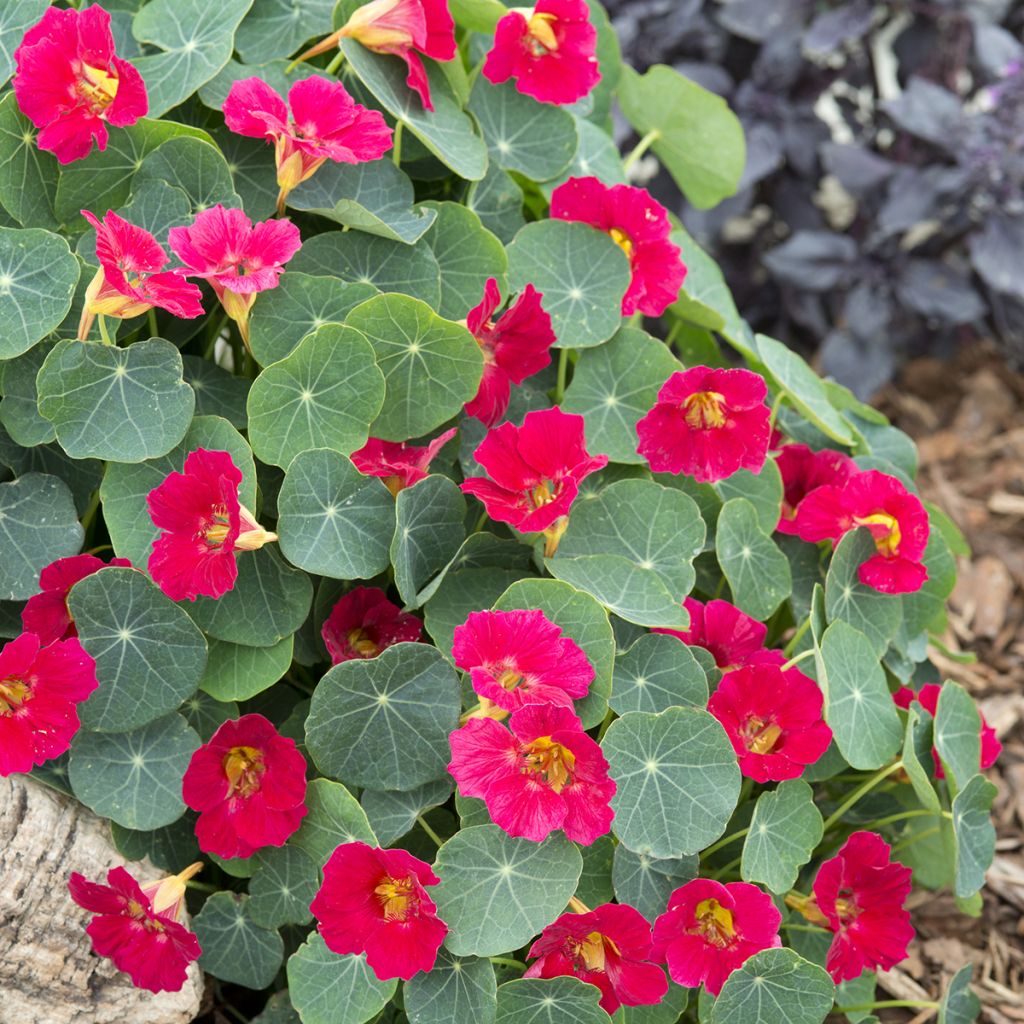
[869,342,1024,1022]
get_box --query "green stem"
[392,121,403,167]
[780,649,816,672]
[186,880,218,893]
[325,49,346,75]
[622,129,661,171]
[489,957,527,972]
[821,761,904,832]
[80,489,102,534]
[834,1000,938,1014]
[554,347,569,403]
[783,616,811,657]
[147,308,158,338]
[596,707,616,743]
[98,314,114,346]
[867,808,950,831]
[769,390,785,429]
[710,854,742,879]
[701,827,749,860]
[220,1001,250,1024]
[416,815,444,848]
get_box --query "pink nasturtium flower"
[147,448,277,602]
[168,205,302,349]
[292,0,457,111]
[13,4,147,164]
[77,209,205,341]
[351,427,457,496]
[894,683,1002,778]
[452,608,593,714]
[795,831,914,983]
[550,177,686,317]
[651,878,782,995]
[525,902,668,1015]
[448,703,615,845]
[464,278,556,427]
[181,714,308,859]
[794,469,930,594]
[68,863,203,993]
[636,366,772,483]
[321,586,423,664]
[21,554,132,645]
[653,597,769,671]
[223,75,393,215]
[311,842,448,981]
[708,661,833,782]
[460,407,608,556]
[775,442,857,535]
[483,0,601,106]
[0,632,98,777]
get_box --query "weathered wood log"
[0,772,203,1024]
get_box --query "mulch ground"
[869,342,1024,1022]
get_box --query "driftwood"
[0,773,203,1024]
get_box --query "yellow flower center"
[523,735,576,793]
[526,11,559,55]
[203,504,232,548]
[853,512,902,557]
[374,875,417,921]
[0,676,31,716]
[530,479,561,510]
[347,627,380,657]
[569,930,619,973]
[742,716,782,755]
[223,745,265,799]
[609,227,634,259]
[496,667,524,692]
[77,63,119,114]
[693,898,737,948]
[683,391,727,430]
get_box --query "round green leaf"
[0,434,102,515]
[306,643,461,790]
[287,933,397,1024]
[193,891,284,989]
[468,77,578,182]
[0,472,83,600]
[249,845,320,928]
[111,179,193,247]
[611,845,697,924]
[614,980,688,1024]
[741,780,824,894]
[466,161,526,244]
[495,977,610,1024]
[951,773,997,899]
[709,948,835,1024]
[361,777,454,847]
[494,577,614,730]
[715,461,784,537]
[345,293,483,441]
[235,0,335,64]
[603,707,741,859]
[290,232,440,306]
[290,777,377,870]
[341,38,487,180]
[200,635,294,702]
[562,327,680,462]
[433,825,583,957]
[610,633,708,716]
[70,567,208,732]
[277,447,395,580]
[0,226,78,358]
[544,116,626,197]
[249,273,378,366]
[136,136,239,214]
[506,221,630,349]
[246,324,385,468]
[188,546,313,647]
[0,91,59,230]
[0,341,56,446]
[179,690,237,741]
[36,339,195,463]
[69,713,200,830]
[716,498,791,620]
[405,949,497,1024]
[934,681,983,794]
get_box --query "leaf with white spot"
[234,0,335,63]
[290,777,377,870]
[0,91,60,230]
[466,161,526,244]
[496,977,611,1024]
[709,948,834,1024]
[405,949,497,1024]
[611,844,697,923]
[193,891,284,989]
[716,498,791,620]
[544,117,627,197]
[741,780,823,894]
[249,845,319,928]
[611,633,708,716]
[433,825,583,957]
[179,690,237,741]
[136,136,240,214]
[69,713,200,830]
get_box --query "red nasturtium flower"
[13,5,147,164]
[452,609,594,714]
[22,554,132,645]
[525,902,668,1015]
[460,407,608,555]
[708,661,833,783]
[311,842,448,981]
[68,863,203,993]
[775,443,857,535]
[223,75,392,215]
[653,597,769,671]
[448,703,615,845]
[483,0,600,106]
[147,448,277,602]
[351,427,457,496]
[0,632,98,777]
[321,586,423,664]
[168,205,302,347]
[794,469,930,594]
[808,831,914,983]
[182,714,308,859]
[894,684,1002,777]
[550,177,686,317]
[464,278,556,427]
[77,209,205,341]
[292,0,457,111]
[636,367,771,483]
[651,879,782,995]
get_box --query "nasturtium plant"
[0,2,997,1023]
